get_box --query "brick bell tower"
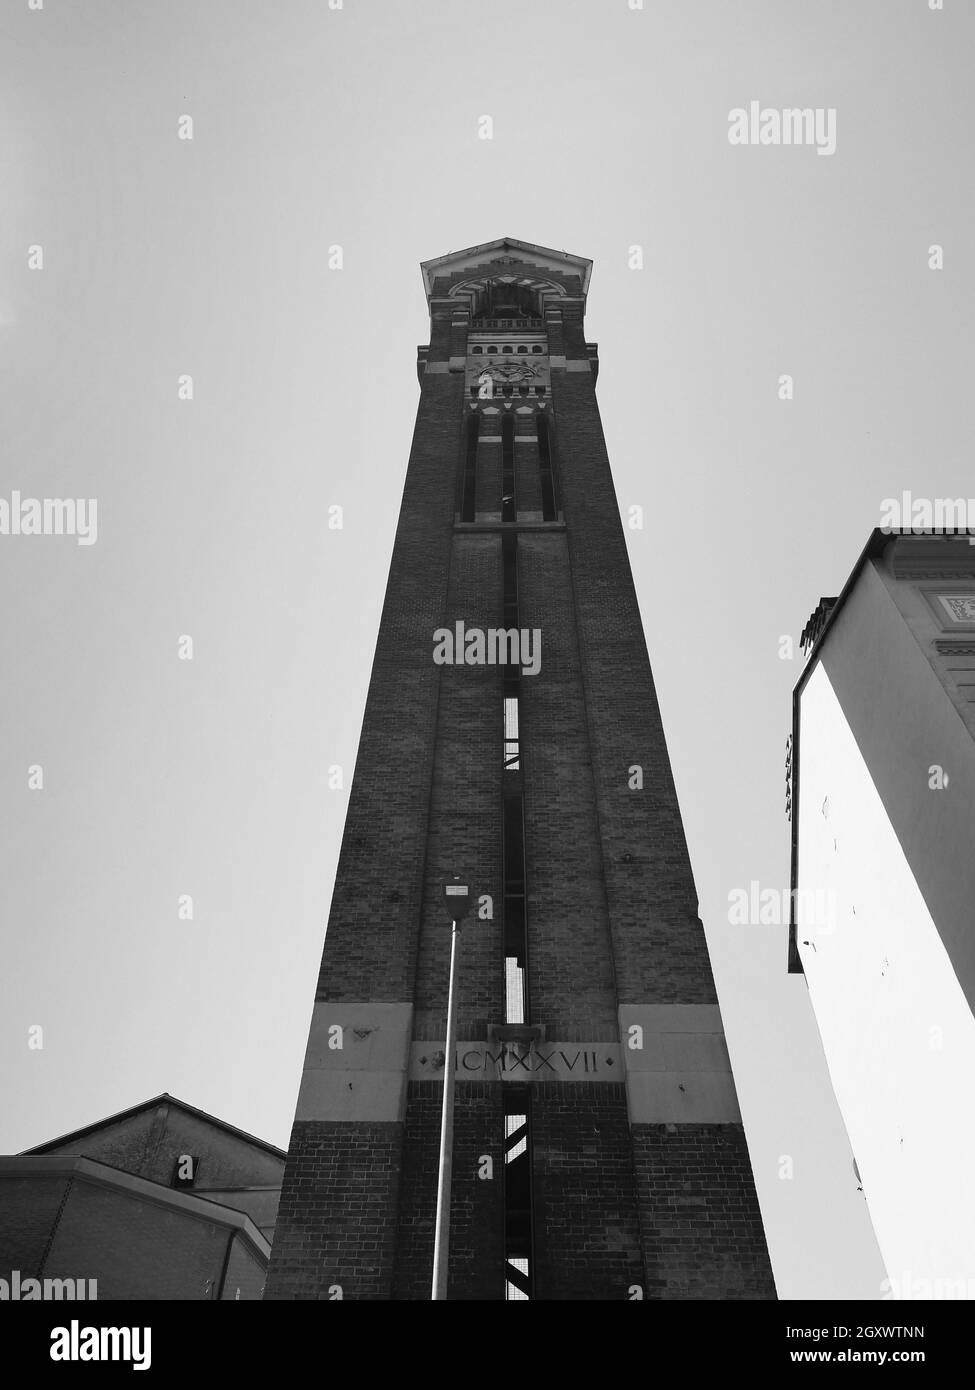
[264,239,775,1301]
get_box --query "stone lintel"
[295,1002,413,1123]
[618,1005,742,1123]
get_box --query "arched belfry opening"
[479,278,539,320]
[448,270,565,325]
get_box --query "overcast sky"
[3,0,972,1299]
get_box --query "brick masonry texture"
[550,314,718,1007]
[412,531,505,1040]
[266,249,775,1300]
[515,411,543,514]
[520,531,620,1039]
[632,1125,777,1299]
[532,1084,645,1300]
[475,427,501,516]
[313,365,465,1004]
[264,1121,403,1300]
[393,1083,505,1300]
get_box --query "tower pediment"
[421,237,592,305]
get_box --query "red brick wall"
[413,531,504,1038]
[265,1121,403,1300]
[531,1084,645,1300]
[267,336,470,1299]
[474,418,501,516]
[632,1125,777,1299]
[392,1083,505,1301]
[313,363,465,1004]
[515,411,544,515]
[549,322,718,1007]
[519,530,620,1038]
[268,252,774,1300]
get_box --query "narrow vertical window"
[537,413,557,522]
[462,413,479,523]
[502,532,518,630]
[504,696,520,771]
[504,955,525,1023]
[504,1088,534,1299]
[499,529,533,1298]
[501,414,515,522]
[502,787,527,1026]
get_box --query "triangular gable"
[421,236,592,300]
[21,1093,285,1161]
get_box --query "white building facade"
[791,531,975,1299]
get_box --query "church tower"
[264,239,775,1300]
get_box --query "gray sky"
[3,0,971,1299]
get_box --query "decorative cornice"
[934,639,975,655]
[897,569,975,579]
[420,237,592,300]
[800,596,838,654]
[890,535,975,580]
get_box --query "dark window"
[172,1155,200,1188]
[503,789,526,977]
[462,413,479,523]
[501,415,515,522]
[537,413,557,521]
[502,531,519,631]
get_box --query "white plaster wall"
[798,662,975,1295]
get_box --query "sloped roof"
[20,1092,286,1160]
[420,236,592,299]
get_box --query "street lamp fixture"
[431,873,474,1301]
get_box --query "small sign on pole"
[442,875,473,921]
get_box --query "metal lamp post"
[431,874,474,1301]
